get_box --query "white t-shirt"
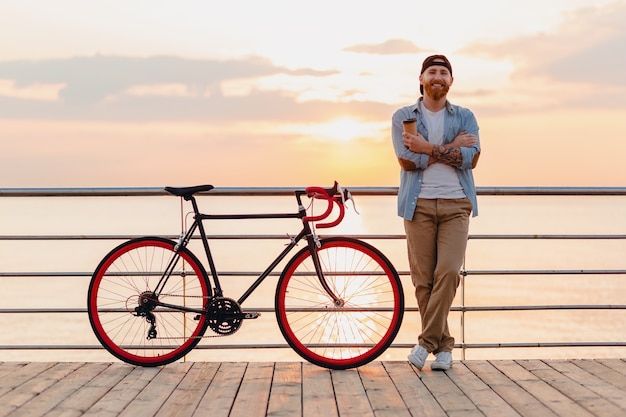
[419,105,465,199]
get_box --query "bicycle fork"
[308,236,345,307]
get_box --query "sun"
[283,118,387,143]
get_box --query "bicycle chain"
[149,294,244,339]
[153,332,233,340]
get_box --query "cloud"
[462,2,626,88]
[545,34,626,86]
[0,54,399,123]
[343,39,424,55]
[0,54,338,105]
[457,2,626,113]
[0,83,393,123]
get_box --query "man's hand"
[448,131,478,148]
[402,132,433,154]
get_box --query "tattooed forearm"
[431,145,463,167]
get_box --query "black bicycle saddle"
[164,185,214,200]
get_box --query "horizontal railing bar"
[392,342,626,349]
[2,304,624,315]
[0,345,124,350]
[477,187,626,196]
[0,272,94,277]
[2,234,625,241]
[465,270,626,275]
[0,235,182,241]
[457,305,626,311]
[1,186,626,197]
[2,341,624,351]
[458,342,626,349]
[0,345,282,350]
[0,308,88,313]
[2,269,625,278]
[469,234,626,240]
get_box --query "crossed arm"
[402,131,478,168]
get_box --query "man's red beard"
[424,81,450,101]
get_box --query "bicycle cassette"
[206,297,243,336]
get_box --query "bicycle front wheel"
[275,237,404,369]
[88,237,211,366]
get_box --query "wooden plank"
[0,362,82,417]
[447,362,520,417]
[466,360,559,417]
[331,367,374,417]
[384,361,447,417]
[0,362,56,397]
[572,359,626,390]
[46,363,135,417]
[493,360,595,417]
[82,365,162,417]
[14,362,114,417]
[302,363,338,417]
[155,361,220,417]
[230,362,274,417]
[193,362,247,417]
[419,367,483,417]
[117,362,193,417]
[266,362,301,417]
[597,359,626,377]
[0,362,27,381]
[547,360,626,412]
[358,362,411,417]
[519,360,624,417]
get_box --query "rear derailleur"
[134,291,158,340]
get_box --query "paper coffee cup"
[402,118,417,135]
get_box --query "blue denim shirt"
[392,98,480,220]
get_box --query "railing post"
[460,264,467,361]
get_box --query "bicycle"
[87,182,404,369]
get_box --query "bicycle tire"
[88,237,211,366]
[275,237,404,369]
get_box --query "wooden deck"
[0,359,624,417]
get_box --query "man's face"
[420,64,453,100]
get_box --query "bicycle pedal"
[242,312,260,319]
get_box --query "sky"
[1,0,625,188]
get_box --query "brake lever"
[336,184,359,215]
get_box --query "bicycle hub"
[138,291,158,311]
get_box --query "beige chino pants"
[404,198,472,354]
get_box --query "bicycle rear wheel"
[88,237,211,366]
[275,237,403,369]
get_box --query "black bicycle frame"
[153,191,342,308]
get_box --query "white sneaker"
[431,351,453,371]
[407,345,429,370]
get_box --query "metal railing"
[1,186,625,361]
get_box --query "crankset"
[201,297,260,336]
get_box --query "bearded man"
[391,54,481,371]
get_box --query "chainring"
[206,297,243,336]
